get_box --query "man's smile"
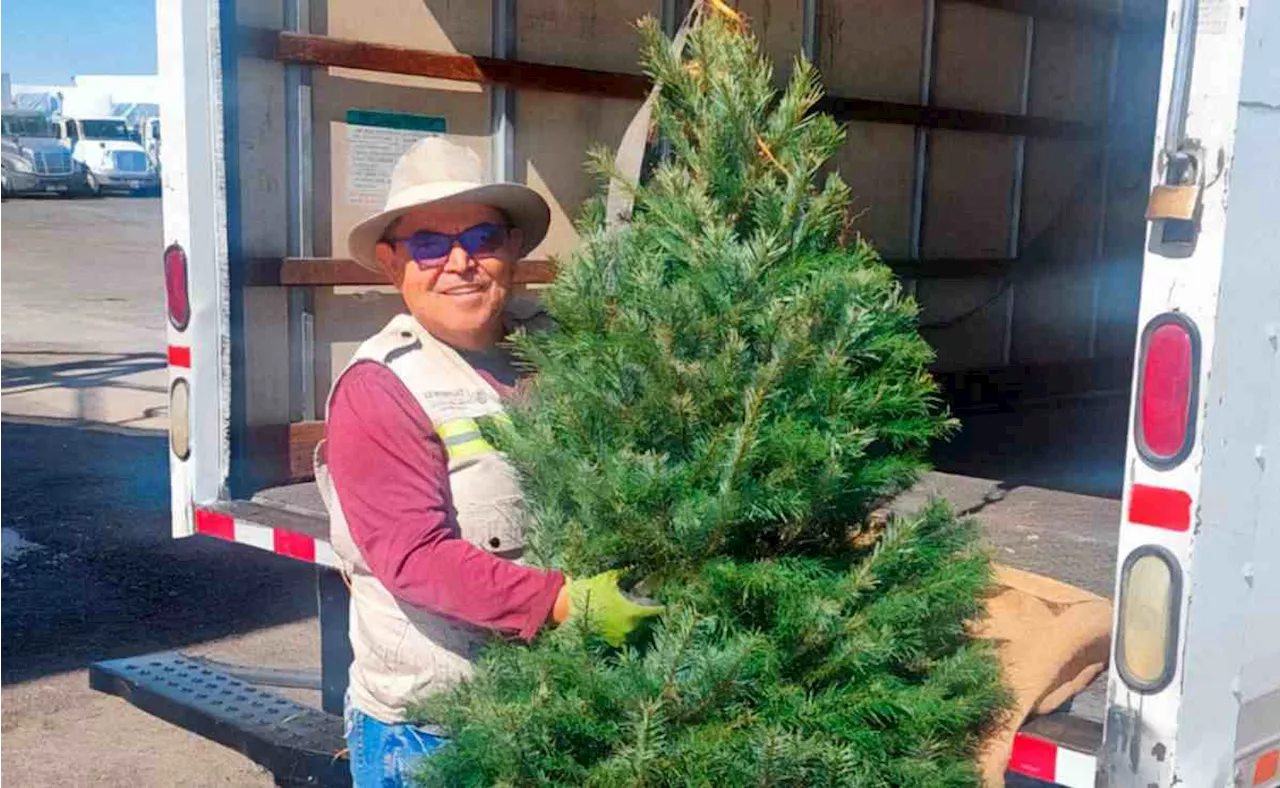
[440,282,487,296]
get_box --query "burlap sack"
[975,564,1113,787]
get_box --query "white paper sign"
[1196,0,1230,36]
[345,125,441,206]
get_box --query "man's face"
[374,202,524,351]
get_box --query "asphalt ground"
[2,194,1126,784]
[3,195,316,787]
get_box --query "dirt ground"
[2,196,322,787]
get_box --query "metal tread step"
[90,651,349,787]
[92,652,1101,787]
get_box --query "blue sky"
[2,0,157,85]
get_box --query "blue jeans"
[344,705,447,787]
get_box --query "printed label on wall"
[1196,0,1230,36]
[344,110,447,206]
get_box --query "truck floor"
[890,470,1118,724]
[255,457,1122,725]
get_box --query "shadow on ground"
[1,352,169,428]
[933,396,1129,500]
[1,418,319,686]
[2,351,167,391]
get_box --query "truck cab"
[56,115,158,195]
[1,108,88,197]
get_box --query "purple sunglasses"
[383,222,513,269]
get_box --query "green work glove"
[561,570,664,646]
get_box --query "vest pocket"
[458,496,526,559]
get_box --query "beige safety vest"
[315,313,528,724]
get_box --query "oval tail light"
[1134,313,1199,468]
[164,243,191,331]
[1115,546,1181,693]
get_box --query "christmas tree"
[412,11,1008,786]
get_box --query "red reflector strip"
[1255,749,1278,785]
[192,507,336,567]
[273,529,317,562]
[1005,733,1095,787]
[194,508,234,541]
[168,345,191,368]
[1128,484,1193,531]
[1008,733,1057,781]
[1254,752,1274,782]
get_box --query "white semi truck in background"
[54,115,160,195]
[88,0,1277,786]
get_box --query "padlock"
[1146,150,1202,222]
[1146,183,1200,221]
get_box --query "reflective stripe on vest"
[437,418,495,462]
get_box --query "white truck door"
[1100,0,1280,785]
[157,0,234,538]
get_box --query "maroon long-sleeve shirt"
[325,359,564,642]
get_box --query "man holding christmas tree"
[315,137,662,786]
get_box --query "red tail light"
[1135,313,1199,468]
[164,243,190,331]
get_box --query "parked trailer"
[89,0,1277,786]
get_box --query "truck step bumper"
[1006,713,1102,788]
[89,651,350,787]
[90,652,1100,788]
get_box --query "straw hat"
[347,136,550,271]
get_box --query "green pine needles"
[412,13,1008,786]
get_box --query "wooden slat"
[272,31,650,101]
[948,0,1163,33]
[936,356,1132,412]
[247,29,1100,141]
[815,97,1095,140]
[280,259,381,286]
[256,256,1010,287]
[890,257,1014,279]
[288,421,326,483]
